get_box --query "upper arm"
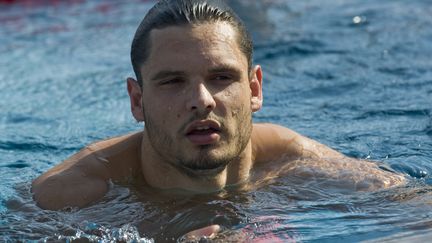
[32,146,111,210]
[32,171,109,210]
[251,123,406,190]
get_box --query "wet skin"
[131,22,261,192]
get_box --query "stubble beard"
[143,107,253,180]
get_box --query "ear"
[250,65,263,112]
[127,77,145,122]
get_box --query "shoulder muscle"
[32,132,142,210]
[252,123,343,164]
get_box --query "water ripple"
[425,118,432,137]
[0,160,30,169]
[0,141,59,151]
[355,109,430,120]
[254,39,346,62]
[377,66,426,78]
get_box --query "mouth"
[185,120,221,145]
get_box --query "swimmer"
[32,0,406,239]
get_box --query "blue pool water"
[1,0,432,241]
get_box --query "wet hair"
[131,0,253,86]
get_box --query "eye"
[215,75,231,81]
[211,74,234,82]
[159,78,184,86]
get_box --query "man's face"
[134,21,262,177]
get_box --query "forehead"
[141,22,248,77]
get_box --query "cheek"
[219,84,251,111]
[142,99,166,124]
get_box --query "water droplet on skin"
[232,110,238,116]
[97,157,109,163]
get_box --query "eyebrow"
[208,64,243,76]
[148,64,244,81]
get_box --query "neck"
[140,131,253,193]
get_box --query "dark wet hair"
[131,0,253,86]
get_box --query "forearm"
[285,156,406,190]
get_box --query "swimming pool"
[1,0,431,241]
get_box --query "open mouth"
[187,126,219,135]
[185,121,221,145]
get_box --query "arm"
[251,123,406,190]
[32,132,142,210]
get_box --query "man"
[32,0,405,213]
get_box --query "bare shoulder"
[32,132,142,210]
[251,123,406,190]
[251,123,343,164]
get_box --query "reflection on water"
[1,0,432,242]
[5,173,432,241]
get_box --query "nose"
[186,83,216,113]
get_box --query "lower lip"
[186,132,220,145]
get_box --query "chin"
[180,163,227,179]
[176,153,231,179]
